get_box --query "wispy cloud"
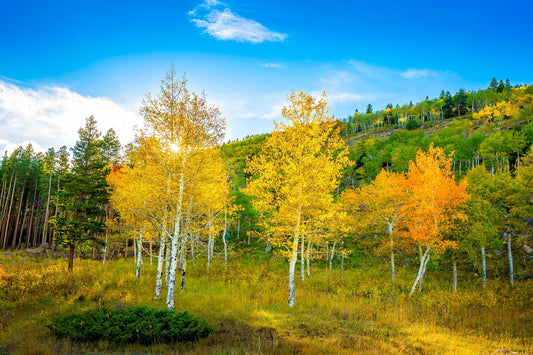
[400,69,441,79]
[189,1,287,44]
[0,80,141,154]
[348,60,452,81]
[261,62,284,68]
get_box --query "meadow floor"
[0,252,531,354]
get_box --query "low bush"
[48,306,211,345]
[405,119,421,130]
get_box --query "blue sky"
[1,0,532,152]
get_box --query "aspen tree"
[139,67,224,310]
[401,145,469,295]
[246,91,350,307]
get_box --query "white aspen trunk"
[180,238,187,293]
[300,235,305,281]
[409,246,430,296]
[154,236,165,299]
[306,240,311,279]
[340,243,344,277]
[237,217,240,240]
[419,249,431,291]
[390,226,395,281]
[207,210,213,271]
[507,232,514,286]
[329,242,336,273]
[452,260,457,292]
[133,238,137,262]
[288,209,301,308]
[164,236,171,285]
[149,241,153,266]
[207,232,213,270]
[166,166,185,311]
[136,229,143,280]
[481,247,487,287]
[247,219,251,245]
[223,210,228,270]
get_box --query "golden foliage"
[400,144,469,251]
[246,91,351,256]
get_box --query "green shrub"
[405,119,420,130]
[48,306,211,345]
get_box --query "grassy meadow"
[0,251,531,354]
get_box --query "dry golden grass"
[0,252,531,354]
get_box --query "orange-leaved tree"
[245,91,350,307]
[401,144,469,295]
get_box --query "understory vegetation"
[0,253,531,354]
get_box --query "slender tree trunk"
[306,240,311,278]
[133,237,137,261]
[136,229,143,280]
[390,228,395,281]
[164,235,171,284]
[154,236,166,299]
[223,210,228,270]
[419,249,431,291]
[12,186,24,250]
[0,170,15,249]
[452,260,457,292]
[149,241,153,266]
[481,247,487,287]
[207,212,213,271]
[507,232,514,286]
[67,244,75,273]
[103,207,109,264]
[410,246,430,296]
[2,175,17,249]
[16,192,29,250]
[288,208,301,308]
[237,217,240,240]
[300,235,305,281]
[166,167,185,311]
[41,172,52,248]
[329,242,336,273]
[180,241,186,293]
[340,243,344,277]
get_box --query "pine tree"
[51,116,110,272]
[488,77,498,91]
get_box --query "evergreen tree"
[366,104,373,114]
[505,78,511,90]
[497,80,505,93]
[489,77,498,91]
[51,116,110,272]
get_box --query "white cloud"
[0,80,141,155]
[348,60,450,81]
[326,92,369,104]
[261,62,284,68]
[400,69,441,79]
[190,2,287,44]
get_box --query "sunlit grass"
[0,252,531,354]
